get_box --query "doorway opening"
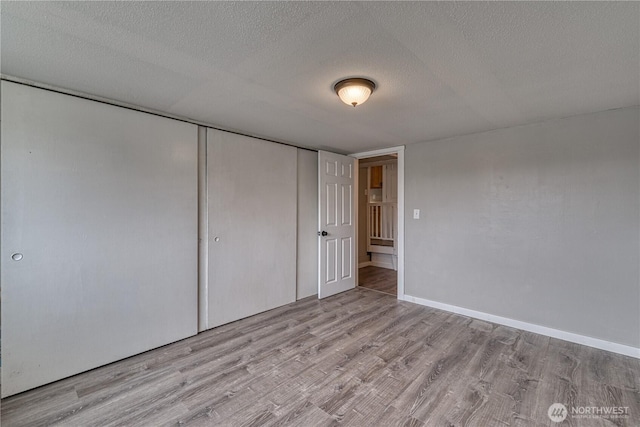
[358,155,397,295]
[351,147,405,299]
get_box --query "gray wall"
[405,107,639,347]
[297,149,318,299]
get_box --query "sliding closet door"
[206,129,297,328]
[1,82,198,397]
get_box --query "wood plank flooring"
[2,288,639,426]
[358,266,397,296]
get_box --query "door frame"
[349,146,405,300]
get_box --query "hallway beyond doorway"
[358,266,397,296]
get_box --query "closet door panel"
[1,82,198,397]
[207,129,297,328]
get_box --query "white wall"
[405,107,639,348]
[297,149,318,299]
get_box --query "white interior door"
[318,151,356,298]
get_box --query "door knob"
[318,231,328,236]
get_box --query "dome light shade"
[334,78,376,107]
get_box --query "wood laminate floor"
[358,266,397,296]
[2,289,639,426]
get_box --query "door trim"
[349,146,405,300]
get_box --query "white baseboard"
[359,260,395,270]
[370,261,395,270]
[401,294,640,359]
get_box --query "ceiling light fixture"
[334,78,376,107]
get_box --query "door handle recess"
[318,231,328,236]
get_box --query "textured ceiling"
[2,1,638,153]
